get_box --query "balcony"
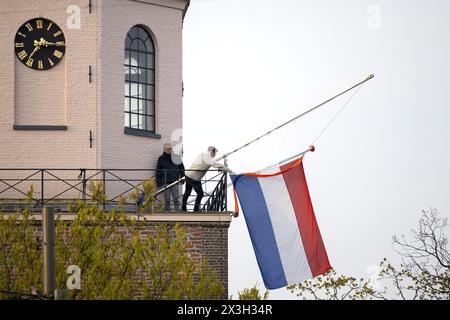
[0,168,229,214]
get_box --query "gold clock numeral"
[38,60,44,69]
[18,50,27,60]
[53,30,62,38]
[47,22,53,31]
[18,31,26,38]
[53,50,63,59]
[26,58,34,67]
[25,23,33,32]
[36,20,43,29]
[56,41,65,46]
[48,58,55,66]
[15,42,24,48]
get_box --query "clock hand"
[29,38,45,59]
[29,45,41,59]
[40,38,65,47]
[33,39,45,47]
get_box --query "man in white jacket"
[182,146,232,212]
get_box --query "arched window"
[124,25,155,133]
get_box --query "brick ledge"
[2,212,234,223]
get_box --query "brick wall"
[0,0,98,169]
[0,0,187,171]
[99,0,185,173]
[30,212,231,299]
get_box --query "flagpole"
[154,74,374,197]
[216,74,374,161]
[224,145,316,190]
[261,145,315,171]
[154,145,314,197]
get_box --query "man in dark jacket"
[156,143,185,211]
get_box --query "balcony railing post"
[164,169,167,211]
[82,169,86,202]
[102,170,106,211]
[41,170,44,208]
[224,172,227,211]
[42,206,56,299]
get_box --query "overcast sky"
[182,0,450,299]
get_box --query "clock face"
[14,18,66,70]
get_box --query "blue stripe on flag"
[231,174,287,289]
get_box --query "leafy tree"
[0,208,42,299]
[237,282,269,300]
[0,181,223,300]
[54,200,139,299]
[287,270,367,300]
[139,224,223,299]
[288,209,450,300]
[367,209,450,300]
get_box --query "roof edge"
[182,0,191,21]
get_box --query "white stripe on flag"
[258,172,313,284]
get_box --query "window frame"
[124,25,158,138]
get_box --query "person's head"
[208,146,218,157]
[163,143,173,155]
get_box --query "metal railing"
[0,168,228,213]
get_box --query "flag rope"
[155,75,374,199]
[310,80,365,145]
[217,74,374,161]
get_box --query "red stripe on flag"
[280,160,331,277]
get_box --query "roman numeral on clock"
[53,50,63,59]
[18,50,27,60]
[26,58,34,67]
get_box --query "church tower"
[0,1,231,298]
[0,0,189,169]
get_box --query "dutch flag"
[231,157,332,289]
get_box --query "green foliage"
[288,209,450,300]
[140,224,223,299]
[238,283,269,300]
[129,177,164,214]
[0,207,42,299]
[287,270,366,300]
[0,181,223,300]
[370,209,450,300]
[55,202,139,299]
[87,181,106,204]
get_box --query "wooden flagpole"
[154,74,374,196]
